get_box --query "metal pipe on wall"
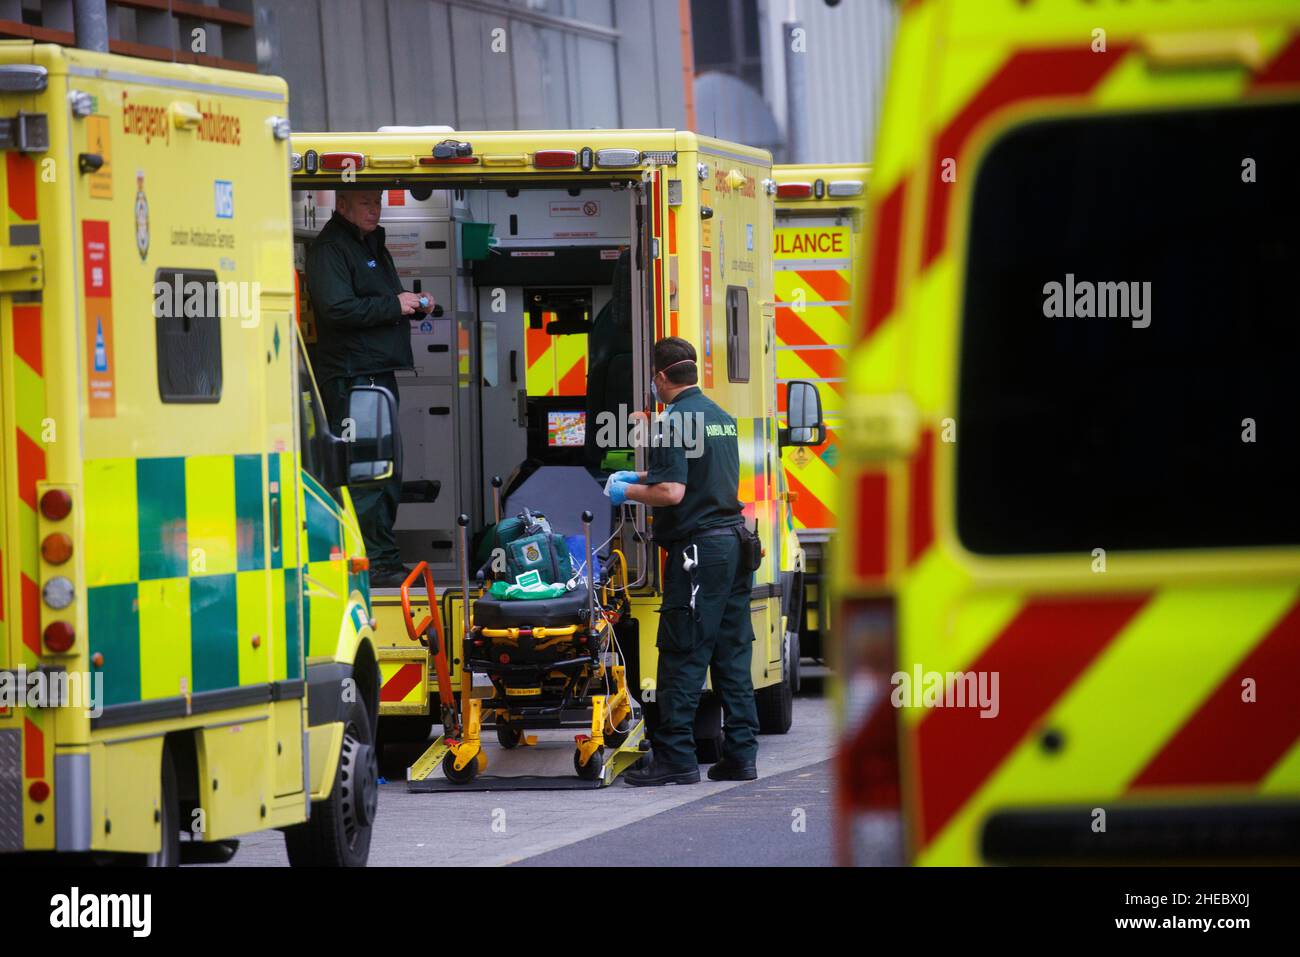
[73,0,110,53]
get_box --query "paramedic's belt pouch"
[738,525,763,573]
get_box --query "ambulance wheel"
[144,745,180,867]
[574,746,604,781]
[442,751,481,785]
[693,693,725,764]
[756,637,794,734]
[284,696,378,867]
[496,722,524,749]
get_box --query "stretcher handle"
[400,562,438,647]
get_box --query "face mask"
[650,377,660,403]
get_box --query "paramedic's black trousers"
[324,371,403,574]
[654,532,759,768]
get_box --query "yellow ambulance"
[0,42,385,865]
[834,0,1300,865]
[772,163,869,681]
[290,129,824,765]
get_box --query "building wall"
[758,0,897,163]
[258,0,687,133]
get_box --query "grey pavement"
[218,691,833,867]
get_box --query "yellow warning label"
[505,687,541,697]
[87,115,112,199]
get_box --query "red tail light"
[836,596,905,863]
[320,151,365,172]
[43,621,75,653]
[29,781,50,803]
[40,489,71,521]
[533,149,577,169]
[776,182,813,199]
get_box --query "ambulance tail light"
[43,621,74,654]
[533,149,577,169]
[320,151,365,172]
[776,182,813,200]
[835,595,906,864]
[40,490,72,521]
[828,180,864,198]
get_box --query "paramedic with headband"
[609,336,760,786]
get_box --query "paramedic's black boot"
[369,567,408,588]
[622,757,700,787]
[707,757,757,781]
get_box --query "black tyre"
[496,721,523,749]
[604,714,633,749]
[693,692,725,764]
[574,746,604,781]
[786,585,803,695]
[284,695,378,867]
[756,636,794,734]
[145,745,180,867]
[442,750,481,785]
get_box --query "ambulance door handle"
[509,350,518,383]
[270,494,281,553]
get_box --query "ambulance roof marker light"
[827,180,864,198]
[814,178,826,199]
[580,146,594,171]
[534,149,578,169]
[320,151,365,172]
[776,182,813,200]
[303,149,319,174]
[596,148,641,168]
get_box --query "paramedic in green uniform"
[307,189,435,588]
[611,337,760,786]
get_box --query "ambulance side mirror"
[780,380,825,448]
[344,385,401,486]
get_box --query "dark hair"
[653,336,698,385]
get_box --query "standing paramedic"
[306,188,436,588]
[609,336,761,786]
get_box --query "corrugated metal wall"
[758,0,898,163]
[257,0,686,133]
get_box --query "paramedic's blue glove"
[610,470,640,485]
[608,480,630,506]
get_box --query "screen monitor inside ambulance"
[547,410,586,447]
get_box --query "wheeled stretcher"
[401,509,645,788]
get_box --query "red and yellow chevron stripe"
[524,314,587,397]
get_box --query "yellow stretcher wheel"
[443,750,482,785]
[574,746,604,782]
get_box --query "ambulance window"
[956,102,1300,554]
[154,268,223,403]
[726,286,750,382]
[297,354,330,486]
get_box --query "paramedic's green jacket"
[645,387,744,544]
[306,210,413,384]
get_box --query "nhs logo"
[214,180,234,219]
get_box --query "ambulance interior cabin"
[293,175,644,584]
